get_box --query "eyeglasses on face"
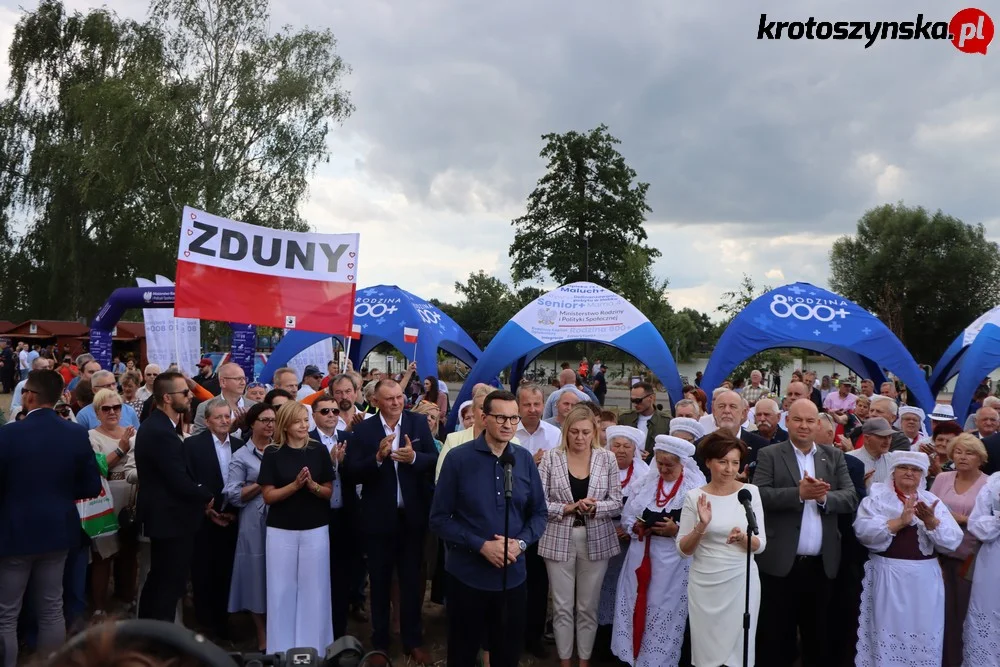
[20,387,37,396]
[100,404,123,413]
[257,417,277,424]
[630,393,653,404]
[55,408,71,416]
[316,407,339,416]
[222,376,247,383]
[486,414,521,425]
[165,389,191,397]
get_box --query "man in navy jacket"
[344,379,437,664]
[0,369,101,667]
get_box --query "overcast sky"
[2,0,998,318]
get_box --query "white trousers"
[545,526,610,660]
[266,526,333,654]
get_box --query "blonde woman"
[538,404,623,667]
[88,388,137,616]
[259,401,334,654]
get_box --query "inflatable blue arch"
[701,282,935,412]
[929,306,1000,424]
[447,282,684,430]
[259,285,481,384]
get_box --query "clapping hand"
[331,442,347,465]
[915,499,940,530]
[696,494,712,526]
[391,435,416,464]
[799,474,830,502]
[727,527,748,546]
[376,434,394,463]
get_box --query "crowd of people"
[1,350,1000,667]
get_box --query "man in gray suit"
[191,362,256,436]
[753,398,858,667]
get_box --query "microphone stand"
[742,512,757,667]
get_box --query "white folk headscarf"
[624,436,706,521]
[669,417,703,441]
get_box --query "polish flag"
[349,324,362,340]
[403,327,419,344]
[174,207,358,335]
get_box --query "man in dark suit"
[135,371,214,623]
[0,370,101,667]
[753,399,859,667]
[830,453,867,667]
[617,382,671,457]
[979,426,1000,475]
[184,397,242,638]
[697,389,769,480]
[344,379,438,664]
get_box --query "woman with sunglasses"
[224,402,277,651]
[88,388,138,616]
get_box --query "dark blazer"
[980,432,1000,475]
[135,409,214,539]
[184,431,243,512]
[754,441,859,579]
[343,410,438,536]
[765,426,789,445]
[0,409,101,558]
[617,410,671,455]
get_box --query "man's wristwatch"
[517,539,527,552]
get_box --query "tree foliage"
[830,202,1000,364]
[716,274,790,384]
[509,124,657,289]
[0,0,352,320]
[440,271,544,349]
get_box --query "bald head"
[787,398,819,448]
[785,381,811,402]
[558,369,576,387]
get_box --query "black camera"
[231,636,390,667]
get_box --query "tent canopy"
[447,282,684,430]
[945,322,1000,425]
[260,285,481,384]
[701,282,935,412]
[928,304,1000,395]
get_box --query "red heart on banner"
[186,229,193,236]
[349,252,356,258]
[347,263,354,269]
[184,251,191,257]
[347,274,354,281]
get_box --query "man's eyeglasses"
[166,389,191,397]
[100,404,123,414]
[316,408,339,416]
[94,384,116,391]
[55,408,71,417]
[486,414,520,425]
[630,394,653,404]
[222,376,247,383]
[257,417,277,424]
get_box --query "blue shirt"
[75,402,140,431]
[430,435,547,592]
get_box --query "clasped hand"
[480,534,522,568]
[726,527,749,547]
[799,474,830,502]
[564,498,598,516]
[204,499,234,527]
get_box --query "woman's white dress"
[611,465,704,667]
[598,459,649,626]
[853,482,963,667]
[963,472,1000,666]
[678,484,766,667]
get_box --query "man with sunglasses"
[75,370,140,430]
[617,382,671,458]
[135,371,215,622]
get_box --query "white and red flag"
[403,327,419,344]
[174,207,358,335]
[349,323,363,340]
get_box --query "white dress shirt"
[637,414,651,438]
[378,414,404,508]
[514,419,561,456]
[794,443,824,556]
[213,433,233,510]
[315,429,344,509]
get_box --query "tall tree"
[509,124,657,288]
[0,0,352,320]
[716,274,790,384]
[830,202,1000,364]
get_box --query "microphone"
[500,448,515,499]
[737,488,758,536]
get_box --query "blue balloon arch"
[701,282,935,412]
[929,305,1000,424]
[446,282,685,431]
[259,285,481,384]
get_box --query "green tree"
[0,0,352,320]
[830,202,1000,364]
[509,124,657,289]
[448,271,520,348]
[716,274,790,384]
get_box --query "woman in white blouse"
[963,471,1000,666]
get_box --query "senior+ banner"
[175,207,359,335]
